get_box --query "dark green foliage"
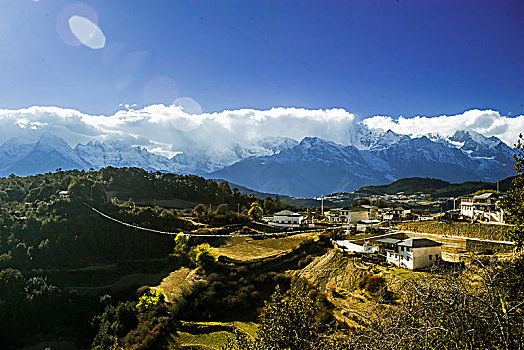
[122,294,176,350]
[216,203,230,215]
[356,176,515,198]
[0,167,259,346]
[500,134,524,249]
[260,196,297,215]
[192,203,207,216]
[91,299,138,350]
[176,265,292,322]
[0,268,99,348]
[226,282,334,350]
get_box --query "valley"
[0,165,521,349]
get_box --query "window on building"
[429,255,433,260]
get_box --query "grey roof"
[375,238,402,244]
[397,238,442,248]
[351,206,368,212]
[474,192,495,199]
[274,210,300,216]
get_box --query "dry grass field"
[166,321,258,349]
[210,232,320,262]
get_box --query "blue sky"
[0,0,523,119]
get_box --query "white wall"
[387,245,441,270]
[274,215,303,224]
[350,211,369,224]
[411,246,441,269]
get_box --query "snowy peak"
[273,137,362,164]
[75,140,174,171]
[450,130,499,146]
[170,136,299,174]
[343,123,409,150]
[448,130,514,162]
[256,136,299,154]
[0,133,92,176]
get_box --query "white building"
[270,210,306,228]
[325,207,351,224]
[378,237,442,270]
[333,240,377,253]
[460,192,504,223]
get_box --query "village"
[265,190,511,270]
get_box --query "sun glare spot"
[174,97,203,115]
[68,15,106,49]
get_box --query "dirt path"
[154,267,200,302]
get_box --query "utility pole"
[321,195,324,216]
[237,203,240,214]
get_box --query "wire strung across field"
[85,204,338,238]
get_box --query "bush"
[136,289,165,313]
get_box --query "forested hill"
[352,176,515,198]
[0,167,264,347]
[1,166,257,207]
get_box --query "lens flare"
[174,97,202,115]
[68,15,106,49]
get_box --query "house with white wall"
[270,210,306,228]
[325,207,351,224]
[460,192,504,223]
[378,237,442,270]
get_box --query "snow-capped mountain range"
[0,127,515,197]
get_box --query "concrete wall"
[350,211,369,224]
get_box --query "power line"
[85,203,339,238]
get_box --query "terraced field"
[210,232,321,262]
[166,321,258,349]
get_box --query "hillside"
[352,176,515,198]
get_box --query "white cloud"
[0,106,520,158]
[0,105,357,157]
[363,109,524,146]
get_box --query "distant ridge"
[352,176,515,198]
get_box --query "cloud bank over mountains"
[0,105,522,158]
[363,110,524,147]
